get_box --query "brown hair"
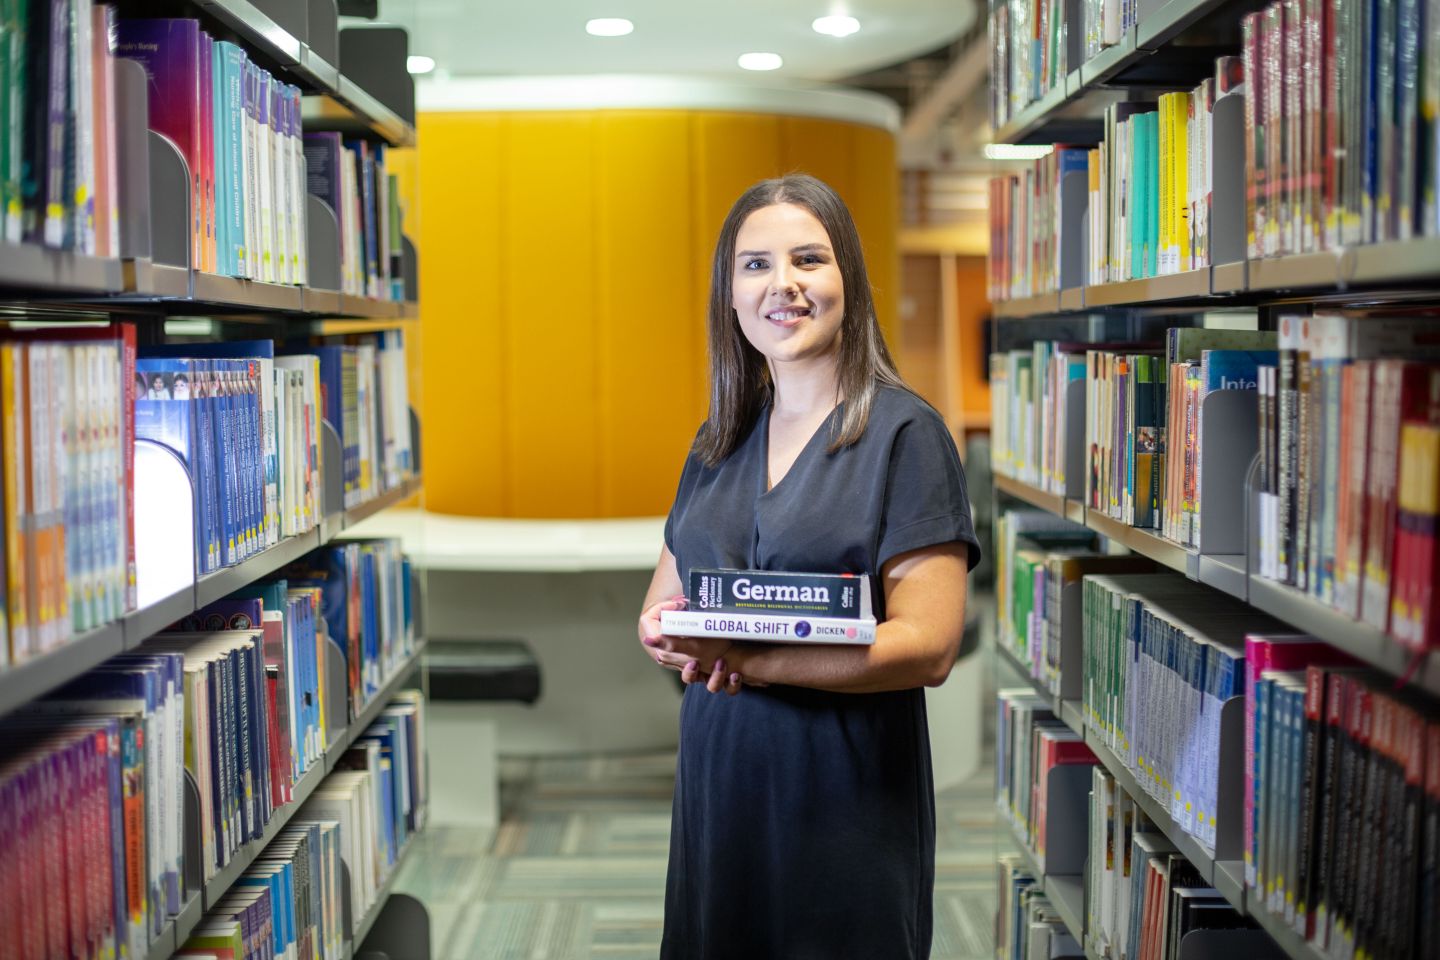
[695,174,909,467]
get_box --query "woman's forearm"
[730,616,960,694]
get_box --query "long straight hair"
[695,174,908,467]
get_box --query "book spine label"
[659,609,875,645]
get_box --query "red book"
[1391,368,1440,649]
[113,19,202,269]
[1361,362,1440,632]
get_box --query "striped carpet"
[394,752,1003,959]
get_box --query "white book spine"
[660,609,876,645]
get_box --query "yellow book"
[0,344,23,663]
[1174,92,1190,272]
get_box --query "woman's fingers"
[725,672,743,696]
[681,660,701,684]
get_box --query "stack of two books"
[660,569,877,645]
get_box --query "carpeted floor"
[393,752,1002,959]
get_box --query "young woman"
[638,174,981,958]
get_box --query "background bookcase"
[0,1,430,957]
[986,0,1440,957]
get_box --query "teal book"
[1130,115,1145,279]
[1144,111,1160,278]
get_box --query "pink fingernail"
[730,673,741,685]
[686,660,698,671]
[642,636,658,647]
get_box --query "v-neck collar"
[759,401,842,497]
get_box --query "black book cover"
[1295,667,1327,935]
[1316,671,1354,939]
[1416,722,1440,960]
[687,568,872,619]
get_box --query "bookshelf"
[988,1,1440,957]
[0,2,430,956]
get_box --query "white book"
[660,609,875,645]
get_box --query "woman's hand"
[638,596,745,695]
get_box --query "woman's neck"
[768,357,842,421]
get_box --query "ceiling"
[369,0,979,84]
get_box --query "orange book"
[0,344,23,663]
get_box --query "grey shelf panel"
[1345,236,1440,285]
[192,273,305,312]
[1084,268,1211,308]
[195,529,323,609]
[195,0,302,64]
[0,243,125,294]
[1136,0,1231,49]
[1083,727,1219,887]
[1197,554,1247,602]
[303,287,343,316]
[1211,260,1247,294]
[351,831,420,950]
[204,757,328,908]
[1002,814,1086,944]
[1246,575,1440,696]
[1047,874,1086,945]
[140,892,204,960]
[343,478,421,529]
[1084,510,1196,578]
[1244,898,1328,960]
[297,47,342,92]
[994,291,1062,319]
[338,293,401,320]
[1214,858,1246,914]
[993,80,1077,145]
[1080,28,1138,86]
[1246,251,1345,292]
[994,473,1076,519]
[124,585,197,647]
[996,638,1054,703]
[1060,700,1085,738]
[327,640,427,770]
[302,77,416,149]
[0,621,125,717]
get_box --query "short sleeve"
[876,409,982,572]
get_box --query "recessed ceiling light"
[983,143,1054,160]
[812,15,861,37]
[586,18,634,37]
[406,54,436,75]
[738,52,783,71]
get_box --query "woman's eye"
[744,259,768,270]
[798,254,824,265]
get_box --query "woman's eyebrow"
[736,249,769,258]
[789,243,831,253]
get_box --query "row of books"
[1086,769,1260,960]
[0,4,414,301]
[303,135,407,302]
[1255,313,1440,651]
[0,542,417,957]
[997,687,1098,872]
[988,0,1073,134]
[995,508,1155,692]
[115,17,306,284]
[996,857,1083,960]
[134,332,414,575]
[182,693,425,960]
[986,149,1086,302]
[1241,1,1440,258]
[1245,645,1439,960]
[0,328,137,665]
[1082,574,1288,856]
[0,0,121,256]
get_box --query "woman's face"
[731,203,845,369]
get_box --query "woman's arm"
[638,545,745,694]
[648,541,971,694]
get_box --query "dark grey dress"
[660,384,981,960]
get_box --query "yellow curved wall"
[414,109,899,518]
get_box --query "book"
[659,607,875,645]
[686,568,871,619]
